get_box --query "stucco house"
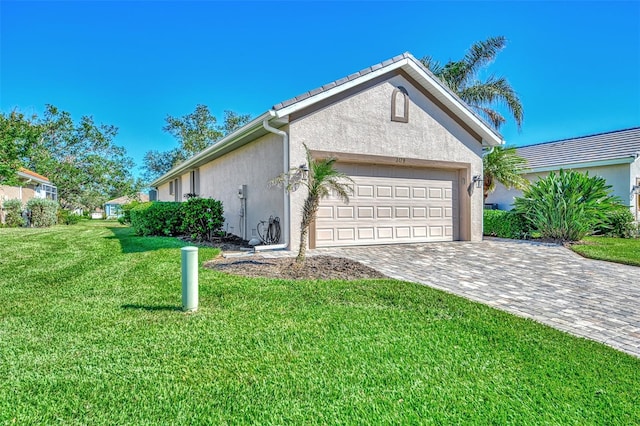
[486,127,640,220]
[151,53,503,249]
[104,193,149,218]
[0,168,58,224]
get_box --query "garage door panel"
[337,228,355,241]
[337,206,354,218]
[357,206,374,218]
[377,227,394,239]
[317,206,333,219]
[316,164,459,247]
[357,185,374,197]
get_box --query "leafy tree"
[483,146,528,200]
[143,105,251,183]
[0,111,42,185]
[514,170,620,242]
[23,105,141,211]
[421,36,523,130]
[271,144,353,264]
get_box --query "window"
[42,184,57,201]
[190,169,200,195]
[169,181,174,195]
[174,178,181,201]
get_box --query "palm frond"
[462,36,507,82]
[419,55,444,77]
[459,76,523,129]
[483,146,528,198]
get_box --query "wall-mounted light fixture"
[472,175,483,188]
[632,185,640,194]
[300,164,309,181]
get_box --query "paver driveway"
[310,239,640,358]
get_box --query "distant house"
[104,193,149,218]
[151,53,503,249]
[486,127,640,220]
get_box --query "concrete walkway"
[300,239,640,358]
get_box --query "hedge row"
[129,198,224,240]
[1,198,58,228]
[483,209,531,239]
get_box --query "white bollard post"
[181,246,198,312]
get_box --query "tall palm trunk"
[296,196,318,264]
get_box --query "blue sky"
[2,1,639,178]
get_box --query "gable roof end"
[272,52,503,147]
[150,52,504,188]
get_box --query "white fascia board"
[150,111,274,188]
[525,156,636,174]
[401,62,504,147]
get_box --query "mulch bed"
[204,254,387,280]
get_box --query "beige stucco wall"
[0,185,36,205]
[288,74,485,248]
[486,163,634,211]
[156,133,285,239]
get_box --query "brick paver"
[268,239,640,358]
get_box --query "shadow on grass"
[121,304,182,312]
[107,226,187,254]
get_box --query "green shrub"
[26,198,58,227]
[58,209,82,225]
[483,209,530,239]
[130,201,183,236]
[514,170,620,242]
[2,199,25,227]
[118,200,141,225]
[181,197,224,241]
[595,206,636,238]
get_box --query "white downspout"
[255,116,290,251]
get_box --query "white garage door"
[315,163,459,247]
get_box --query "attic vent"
[391,86,409,123]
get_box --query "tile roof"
[18,167,50,182]
[272,53,414,110]
[517,127,640,170]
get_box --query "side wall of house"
[156,133,285,240]
[288,74,485,249]
[486,163,632,211]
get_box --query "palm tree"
[271,144,353,263]
[420,36,523,130]
[483,146,529,200]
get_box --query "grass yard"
[571,236,640,267]
[1,222,639,424]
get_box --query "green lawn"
[571,236,640,267]
[1,222,639,424]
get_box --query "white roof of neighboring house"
[105,193,149,205]
[517,127,640,173]
[151,52,504,188]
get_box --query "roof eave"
[150,111,275,188]
[525,156,636,174]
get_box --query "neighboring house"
[486,127,640,220]
[151,53,503,249]
[104,193,149,218]
[1,168,58,223]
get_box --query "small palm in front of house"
[271,144,353,264]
